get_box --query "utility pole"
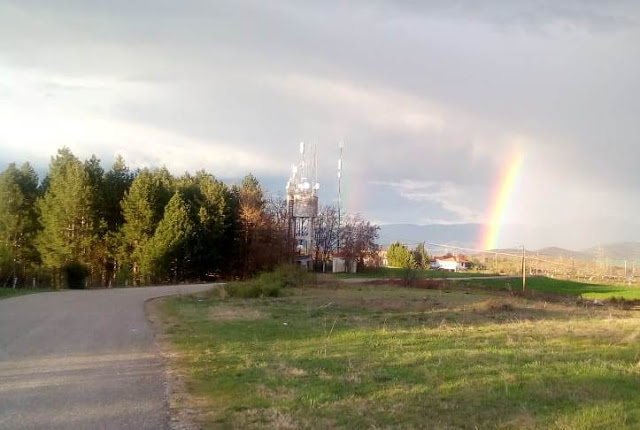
[337,141,343,252]
[521,246,526,292]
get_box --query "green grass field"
[465,276,640,301]
[334,266,495,279]
[157,282,640,429]
[0,287,56,300]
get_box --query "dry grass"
[156,282,640,429]
[208,305,266,322]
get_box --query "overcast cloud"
[2,0,640,249]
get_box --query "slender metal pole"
[522,246,526,292]
[337,141,343,252]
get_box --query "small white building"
[431,255,470,272]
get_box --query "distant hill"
[535,247,592,260]
[377,224,640,262]
[583,242,640,261]
[377,223,482,248]
[488,244,640,261]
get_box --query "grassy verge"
[0,287,57,300]
[465,276,640,301]
[334,266,496,279]
[157,283,640,429]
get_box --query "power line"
[386,239,634,274]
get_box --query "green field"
[465,276,640,301]
[0,287,56,300]
[157,282,640,429]
[334,266,496,279]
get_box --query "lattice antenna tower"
[286,142,319,269]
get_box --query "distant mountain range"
[583,242,640,261]
[377,223,482,248]
[378,223,640,261]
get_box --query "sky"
[2,0,640,250]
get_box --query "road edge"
[145,296,199,430]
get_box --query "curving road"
[0,284,214,430]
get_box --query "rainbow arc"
[479,151,524,250]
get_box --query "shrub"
[225,265,314,298]
[226,281,281,298]
[263,264,315,288]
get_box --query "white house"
[431,255,470,272]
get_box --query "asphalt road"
[0,284,215,430]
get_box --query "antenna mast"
[286,142,319,270]
[337,141,343,252]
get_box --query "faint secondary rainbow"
[480,151,524,250]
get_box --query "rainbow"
[479,151,524,250]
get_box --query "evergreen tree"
[97,155,135,286]
[2,148,384,285]
[387,242,415,269]
[103,155,134,231]
[412,242,430,270]
[83,154,107,225]
[120,168,173,285]
[82,154,112,285]
[177,171,231,279]
[0,163,40,285]
[84,155,105,196]
[141,192,195,283]
[36,148,95,287]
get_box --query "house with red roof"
[430,254,470,272]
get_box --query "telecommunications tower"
[286,142,319,269]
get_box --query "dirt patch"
[481,298,517,313]
[208,305,266,322]
[231,408,301,430]
[357,296,425,311]
[256,384,297,401]
[369,278,446,290]
[269,362,309,378]
[498,411,536,429]
[313,295,438,312]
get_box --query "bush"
[225,264,315,298]
[226,281,281,298]
[64,261,90,289]
[262,264,315,288]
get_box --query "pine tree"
[103,156,134,230]
[120,168,173,285]
[141,192,195,283]
[36,148,95,287]
[387,242,415,269]
[83,154,107,226]
[83,154,113,286]
[413,242,430,270]
[98,155,135,286]
[176,171,231,279]
[0,162,40,285]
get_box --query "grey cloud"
[2,0,640,248]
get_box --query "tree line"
[0,148,380,288]
[386,242,430,269]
